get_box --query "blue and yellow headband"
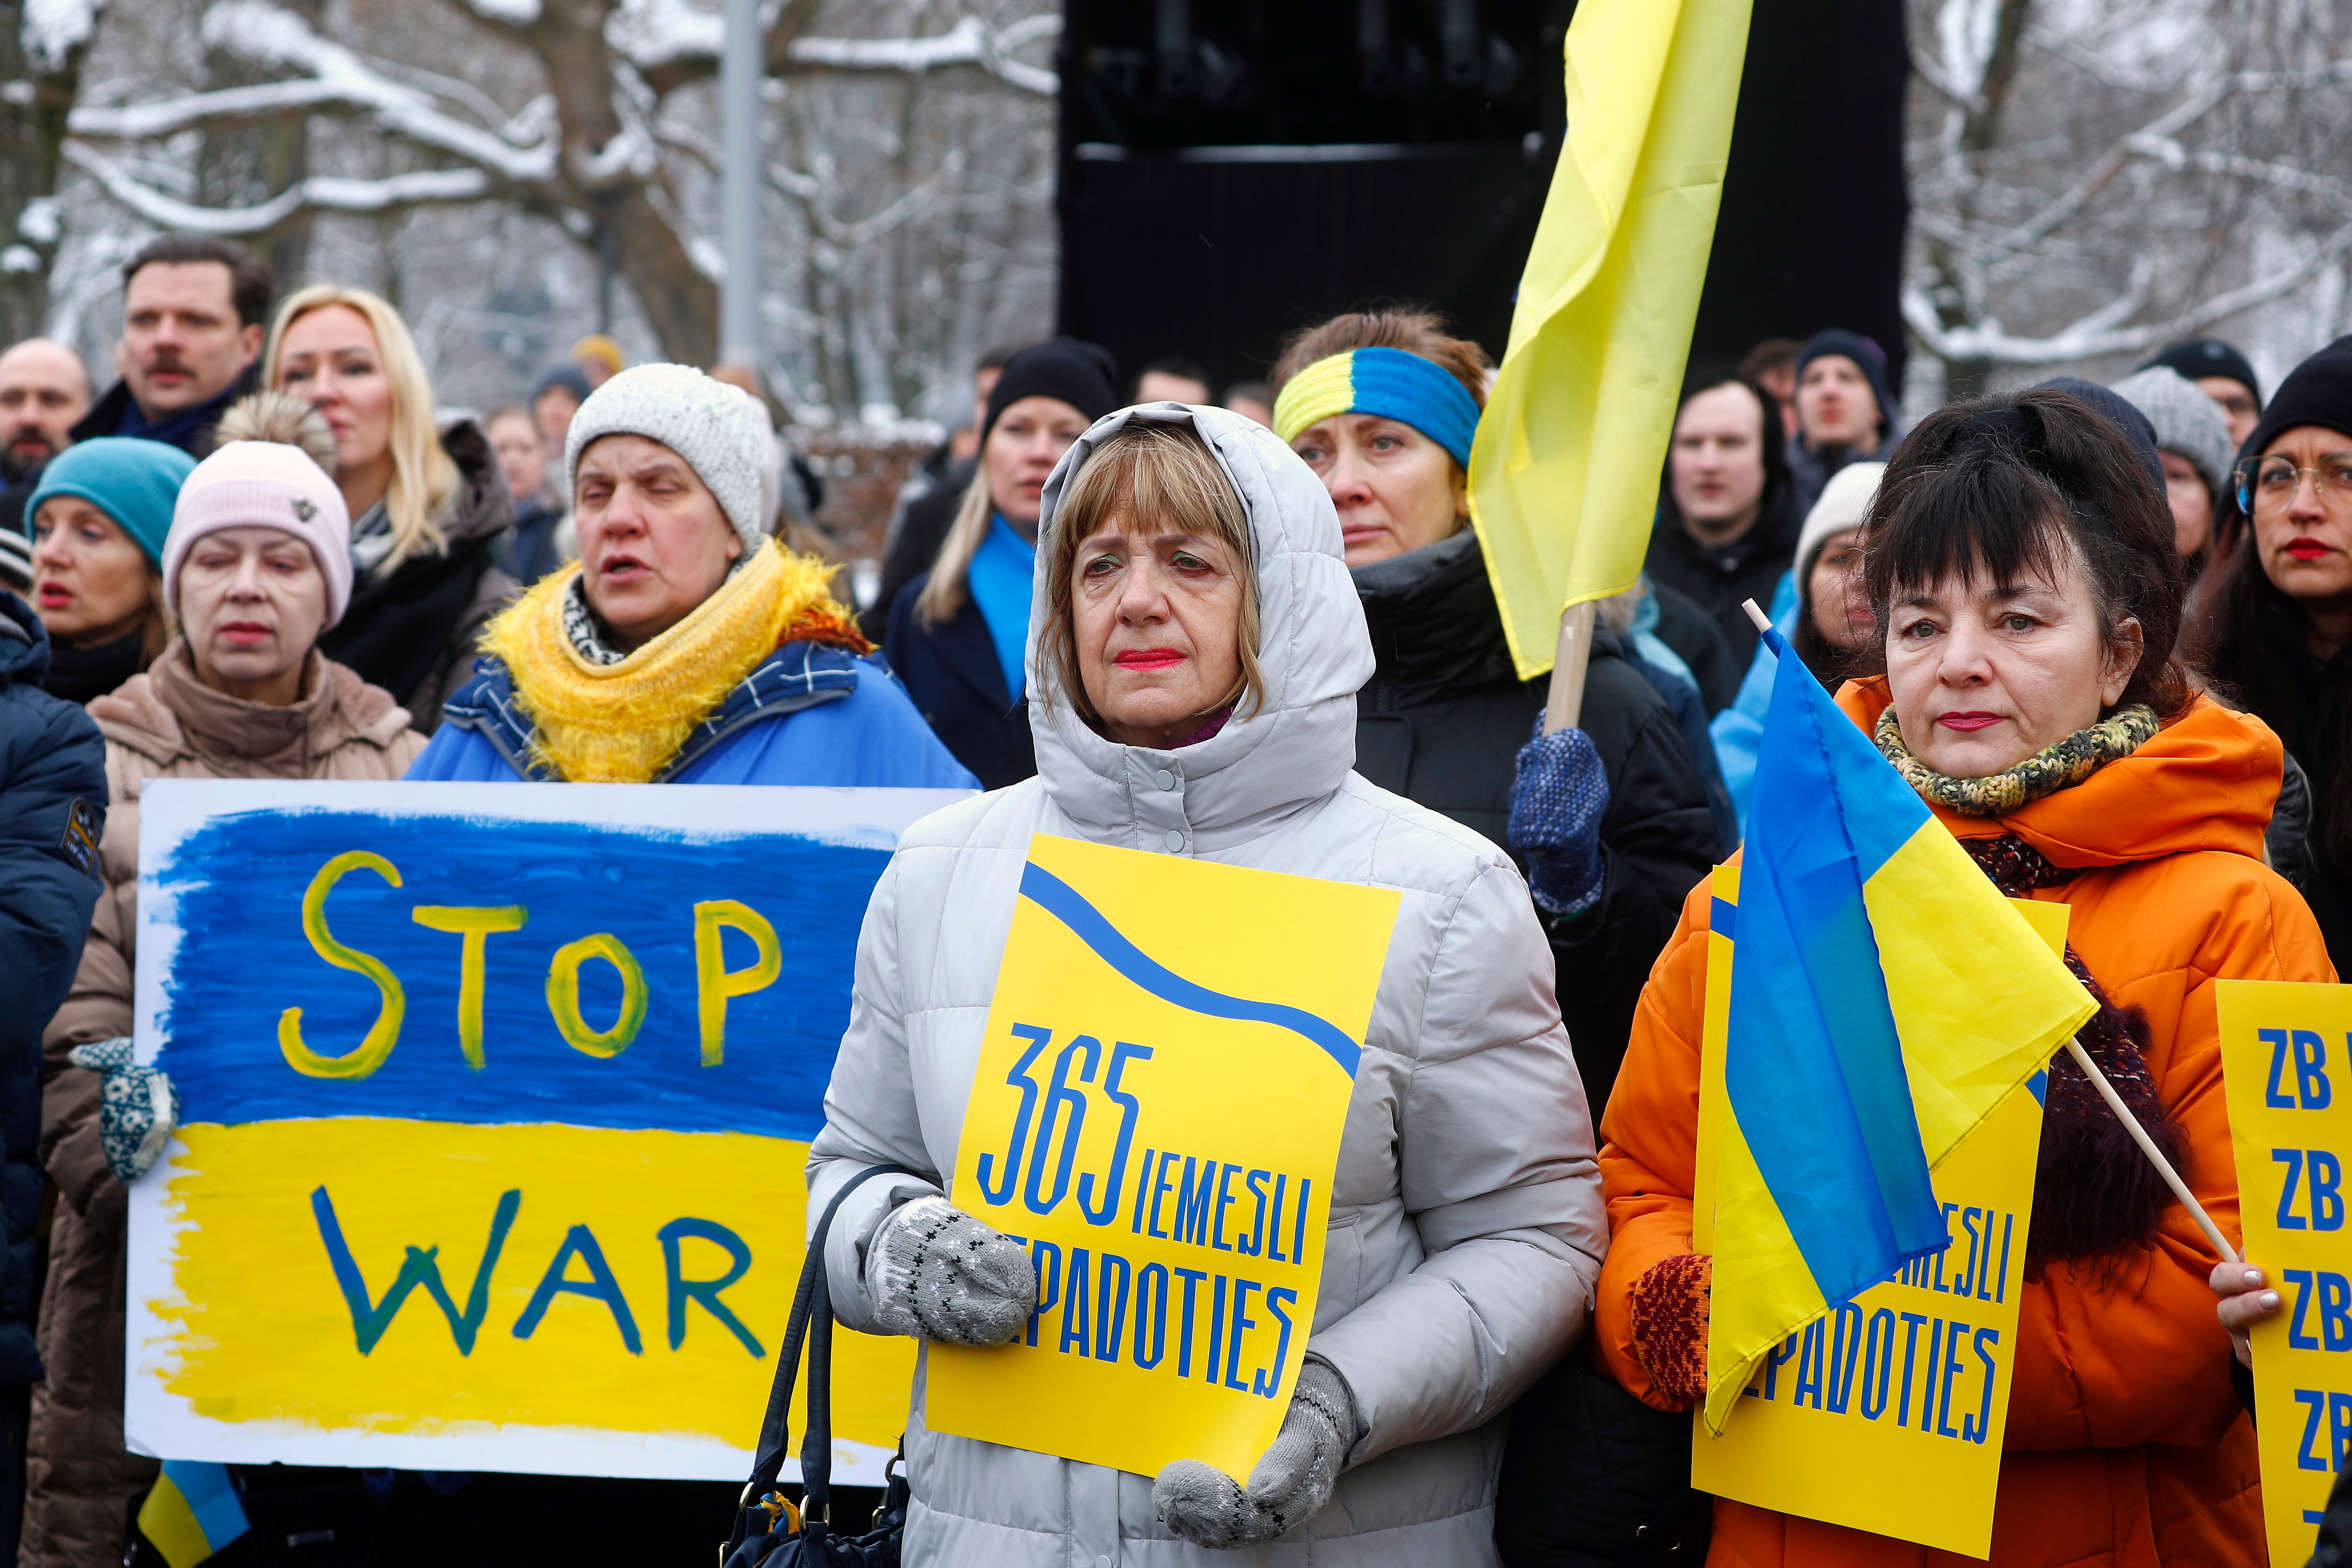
[1271,346,1482,469]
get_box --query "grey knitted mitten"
[863,1194,1036,1346]
[1153,1360,1357,1548]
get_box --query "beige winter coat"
[23,642,422,1568]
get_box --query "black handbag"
[721,1164,919,1568]
[1492,1345,1713,1567]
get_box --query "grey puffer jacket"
[808,404,1605,1568]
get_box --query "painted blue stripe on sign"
[1724,631,1945,1305]
[1017,861,1363,1078]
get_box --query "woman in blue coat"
[408,364,975,790]
[882,340,1116,789]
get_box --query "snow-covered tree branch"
[46,0,1058,371]
[1906,0,2352,395]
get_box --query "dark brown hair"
[1270,306,1490,409]
[1860,387,2192,720]
[123,235,275,329]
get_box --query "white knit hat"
[1795,460,1886,576]
[564,363,772,553]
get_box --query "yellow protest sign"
[1690,866,2051,1559]
[2217,979,2352,1565]
[926,833,1400,1479]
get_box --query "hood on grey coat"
[1025,402,1374,855]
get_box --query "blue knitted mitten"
[1508,721,1611,917]
[67,1038,181,1183]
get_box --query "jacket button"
[1154,768,1175,790]
[1164,829,1185,851]
[1095,1558,1112,1568]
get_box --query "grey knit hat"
[2111,367,2237,503]
[564,362,771,553]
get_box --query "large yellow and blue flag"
[1704,630,2096,1432]
[1467,0,1753,681]
[137,1460,249,1568]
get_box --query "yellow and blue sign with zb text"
[127,780,970,1481]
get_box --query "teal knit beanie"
[28,438,199,567]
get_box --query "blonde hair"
[263,285,456,571]
[912,470,996,628]
[1038,423,1264,726]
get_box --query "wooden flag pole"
[1739,598,2241,1264]
[1543,601,1600,733]
[2061,1036,2238,1263]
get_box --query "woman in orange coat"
[1597,387,2336,1568]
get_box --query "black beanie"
[2136,339,2262,410]
[2235,335,2352,472]
[2037,376,2166,492]
[1795,328,1903,438]
[982,338,1119,444]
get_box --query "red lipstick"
[1937,711,2004,732]
[1115,648,1184,671]
[2287,536,2333,561]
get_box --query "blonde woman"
[265,285,516,731]
[881,339,1117,786]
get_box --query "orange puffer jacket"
[1596,683,2336,1568]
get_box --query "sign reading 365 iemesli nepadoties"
[927,834,1400,1480]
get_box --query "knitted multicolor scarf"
[480,539,868,783]
[1873,703,2158,816]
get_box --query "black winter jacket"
[883,571,1036,790]
[1644,500,1800,671]
[0,592,105,1382]
[1352,531,1721,1112]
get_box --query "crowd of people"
[0,229,2343,1568]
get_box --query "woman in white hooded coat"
[808,403,1605,1566]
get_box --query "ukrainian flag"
[1704,632,2095,1432]
[137,1461,249,1568]
[1468,0,1753,680]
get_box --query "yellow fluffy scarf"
[480,540,865,783]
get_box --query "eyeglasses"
[2235,453,2352,515]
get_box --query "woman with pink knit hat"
[24,395,424,1568]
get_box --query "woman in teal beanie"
[24,438,196,704]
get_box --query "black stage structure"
[1055,0,1911,394]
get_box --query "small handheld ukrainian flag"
[138,1460,249,1568]
[1704,629,2095,1433]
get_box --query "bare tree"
[0,0,108,343]
[56,0,1057,368]
[1905,0,2352,399]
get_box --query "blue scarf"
[965,513,1035,703]
[110,368,255,453]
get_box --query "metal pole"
[719,0,762,363]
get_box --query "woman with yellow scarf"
[407,363,976,788]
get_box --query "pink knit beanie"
[162,441,353,628]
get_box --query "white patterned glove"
[863,1194,1036,1346]
[1153,1360,1357,1548]
[67,1038,179,1183]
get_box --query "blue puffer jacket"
[408,639,981,788]
[0,592,106,1381]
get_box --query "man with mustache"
[0,341,88,488]
[68,236,272,457]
